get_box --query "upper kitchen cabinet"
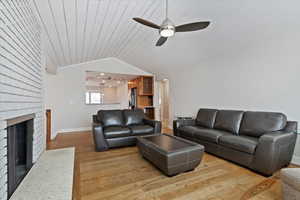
[138,76,153,96]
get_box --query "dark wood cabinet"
[138,76,153,96]
[129,76,155,119]
[144,107,155,119]
[143,76,153,95]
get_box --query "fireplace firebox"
[6,114,34,198]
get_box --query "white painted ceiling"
[32,0,300,79]
[32,0,164,67]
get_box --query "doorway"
[159,79,171,129]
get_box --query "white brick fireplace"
[0,0,46,199]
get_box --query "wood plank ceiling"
[32,0,163,67]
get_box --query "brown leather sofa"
[92,109,161,151]
[173,108,298,176]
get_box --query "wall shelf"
[129,76,155,119]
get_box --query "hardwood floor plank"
[49,130,290,200]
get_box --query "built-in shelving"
[128,76,155,119]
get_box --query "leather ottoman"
[137,134,204,176]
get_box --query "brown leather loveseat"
[92,109,161,151]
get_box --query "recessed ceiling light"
[102,80,106,83]
[117,81,121,84]
[100,73,105,76]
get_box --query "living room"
[0,0,299,199]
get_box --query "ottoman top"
[141,134,203,153]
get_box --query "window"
[85,92,90,104]
[91,92,101,104]
[86,92,104,104]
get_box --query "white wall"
[165,26,300,161]
[117,0,300,162]
[45,57,152,138]
[168,58,300,161]
[86,86,125,104]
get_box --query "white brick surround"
[0,0,45,199]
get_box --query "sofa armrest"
[143,119,162,133]
[92,122,108,151]
[173,119,196,136]
[251,131,297,176]
[284,121,298,132]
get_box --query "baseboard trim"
[58,127,91,134]
[291,155,300,165]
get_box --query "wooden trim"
[46,109,51,149]
[6,113,35,127]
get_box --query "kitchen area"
[128,76,155,119]
[85,71,168,124]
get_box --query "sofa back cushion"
[97,110,124,127]
[123,109,145,126]
[196,109,218,128]
[214,110,244,135]
[240,111,287,137]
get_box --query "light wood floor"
[48,129,294,200]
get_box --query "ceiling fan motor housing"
[159,18,175,37]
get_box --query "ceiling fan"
[133,0,210,46]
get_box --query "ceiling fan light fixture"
[159,26,175,37]
[159,18,175,37]
[132,0,210,46]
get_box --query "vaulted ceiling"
[32,0,299,79]
[32,0,217,76]
[32,0,164,68]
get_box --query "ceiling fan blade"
[175,21,210,32]
[156,37,168,46]
[133,18,160,29]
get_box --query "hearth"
[6,114,34,198]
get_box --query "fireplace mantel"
[6,114,36,127]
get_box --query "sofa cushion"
[103,126,131,139]
[240,111,287,137]
[219,135,258,154]
[98,110,124,127]
[123,109,144,126]
[177,126,205,138]
[129,125,154,135]
[214,110,244,135]
[195,109,218,128]
[193,129,232,144]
